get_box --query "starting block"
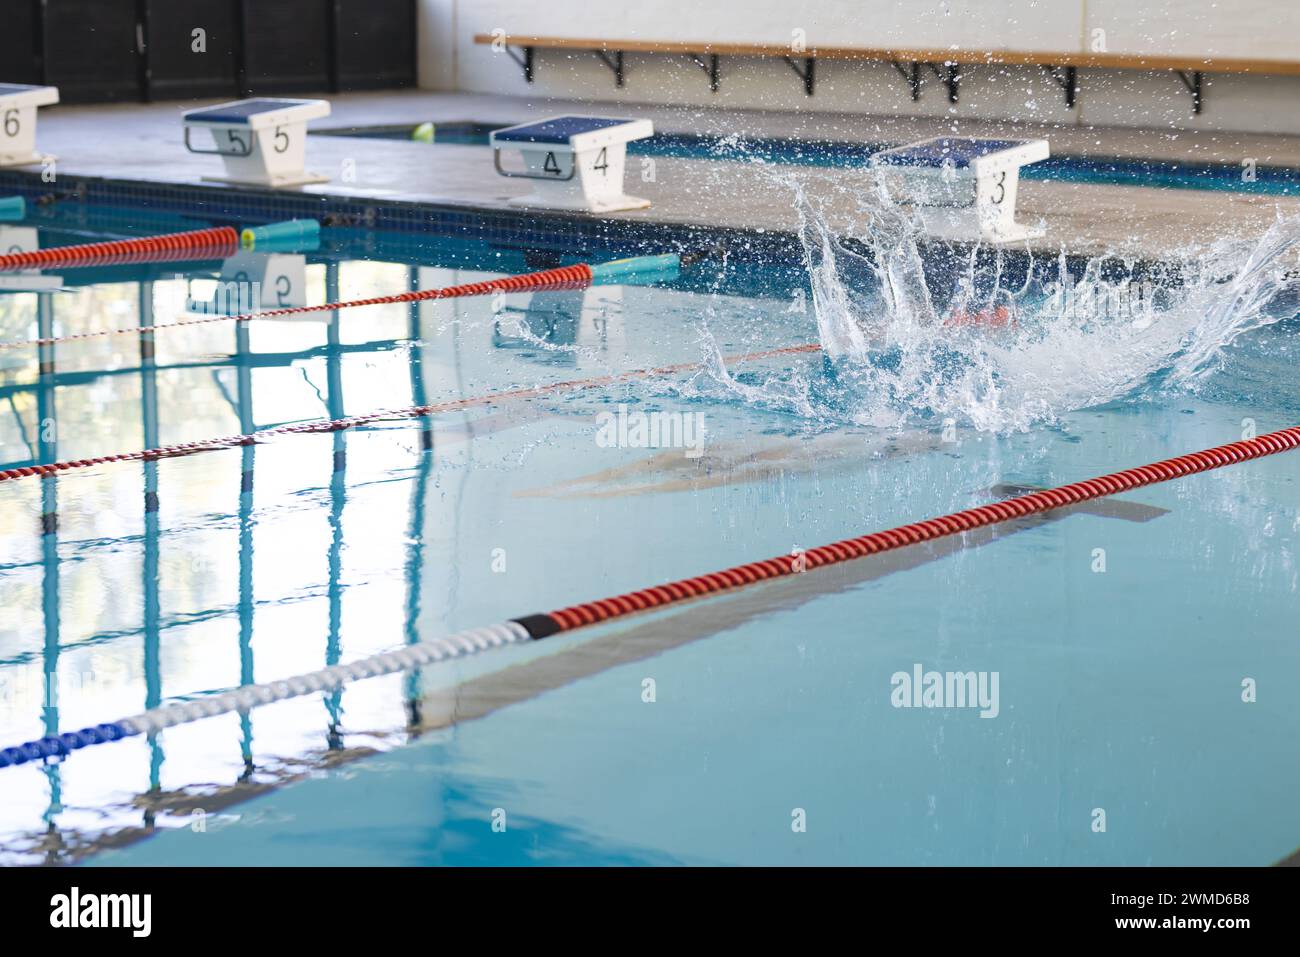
[0,84,59,168]
[870,137,1049,243]
[489,115,653,213]
[182,98,330,187]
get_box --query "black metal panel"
[333,0,415,90]
[43,0,142,103]
[239,0,332,94]
[0,1,44,85]
[146,0,239,100]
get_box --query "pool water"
[316,121,1300,196]
[0,204,1298,866]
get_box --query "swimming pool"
[316,121,1300,196]
[0,197,1298,866]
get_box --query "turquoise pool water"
[0,207,1298,866]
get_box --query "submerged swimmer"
[943,303,1017,329]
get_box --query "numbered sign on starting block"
[183,98,330,187]
[0,84,59,168]
[870,137,1049,243]
[489,115,653,213]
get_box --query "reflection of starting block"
[489,115,653,213]
[0,84,59,168]
[189,250,309,314]
[182,98,330,187]
[871,137,1049,243]
[492,286,625,365]
[0,226,60,291]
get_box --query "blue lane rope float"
[4,424,1299,770]
[0,196,25,222]
[590,253,680,285]
[240,218,321,250]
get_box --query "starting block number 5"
[181,98,331,188]
[228,127,291,156]
[188,125,295,158]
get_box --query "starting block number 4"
[182,98,331,188]
[0,84,59,168]
[490,115,654,213]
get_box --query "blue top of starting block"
[874,138,1033,169]
[493,116,636,144]
[0,83,43,97]
[184,99,314,124]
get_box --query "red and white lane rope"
[0,342,821,484]
[0,263,595,351]
[3,424,1298,767]
[0,226,240,273]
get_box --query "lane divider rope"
[3,424,1298,769]
[0,226,240,273]
[0,263,596,351]
[0,342,821,484]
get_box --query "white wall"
[417,0,1300,135]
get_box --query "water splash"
[701,168,1300,433]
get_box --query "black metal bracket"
[782,55,815,96]
[927,61,960,103]
[594,50,625,88]
[1176,69,1203,114]
[504,45,535,83]
[691,53,720,92]
[1042,65,1078,108]
[889,60,922,101]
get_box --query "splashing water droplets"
[699,166,1300,434]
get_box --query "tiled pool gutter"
[0,166,1187,294]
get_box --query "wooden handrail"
[471,34,1300,76]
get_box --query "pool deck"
[14,90,1300,261]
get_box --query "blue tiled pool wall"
[0,167,1186,304]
